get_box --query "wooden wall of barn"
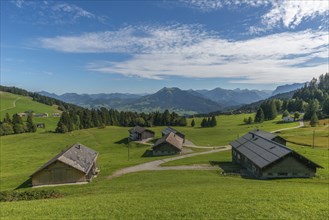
[261,156,315,178]
[153,143,180,156]
[32,161,86,186]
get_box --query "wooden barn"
[230,130,322,179]
[162,127,185,143]
[128,126,155,141]
[153,132,183,156]
[31,143,99,186]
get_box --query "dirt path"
[271,120,304,133]
[183,139,224,149]
[1,97,21,112]
[108,146,231,180]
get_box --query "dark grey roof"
[251,129,278,140]
[31,143,98,176]
[162,127,185,137]
[154,132,183,150]
[230,130,322,169]
[129,126,154,134]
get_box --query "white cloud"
[51,3,95,20]
[38,24,328,84]
[179,0,269,11]
[11,1,107,24]
[261,0,329,29]
[180,1,328,31]
[179,0,223,11]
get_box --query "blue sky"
[1,0,328,94]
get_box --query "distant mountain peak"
[272,83,304,96]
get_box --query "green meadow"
[1,94,328,219]
[0,92,61,131]
[280,119,329,148]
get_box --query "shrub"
[0,189,63,202]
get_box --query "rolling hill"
[0,91,61,131]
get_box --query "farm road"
[271,120,304,133]
[0,97,20,111]
[108,146,231,180]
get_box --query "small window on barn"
[292,173,298,176]
[278,172,288,176]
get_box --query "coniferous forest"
[251,73,329,124]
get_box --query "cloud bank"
[38,24,328,84]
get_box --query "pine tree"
[12,114,25,133]
[254,108,264,123]
[162,110,171,126]
[26,113,37,132]
[201,118,207,127]
[3,113,11,124]
[310,112,319,127]
[191,119,195,127]
[247,116,253,124]
[211,116,217,127]
[271,101,278,119]
[282,109,290,118]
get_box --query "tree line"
[246,73,329,127]
[55,109,187,133]
[0,86,188,133]
[200,116,217,127]
[0,113,37,136]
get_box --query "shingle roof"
[154,132,183,150]
[129,126,154,134]
[31,143,98,176]
[230,130,322,169]
[162,127,184,137]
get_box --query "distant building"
[33,113,48,117]
[53,113,61,117]
[31,143,99,186]
[128,126,155,141]
[17,113,26,117]
[162,127,185,143]
[153,132,183,156]
[230,130,322,179]
[36,123,46,128]
[283,116,294,122]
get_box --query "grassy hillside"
[280,119,329,148]
[0,91,61,131]
[1,118,328,219]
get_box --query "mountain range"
[39,83,304,114]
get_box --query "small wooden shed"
[162,127,185,143]
[31,143,99,186]
[128,126,155,141]
[153,132,183,156]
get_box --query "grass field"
[280,119,329,148]
[0,92,61,131]
[1,123,328,219]
[1,93,328,219]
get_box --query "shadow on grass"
[141,149,157,157]
[15,178,32,190]
[209,161,241,174]
[115,138,129,145]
